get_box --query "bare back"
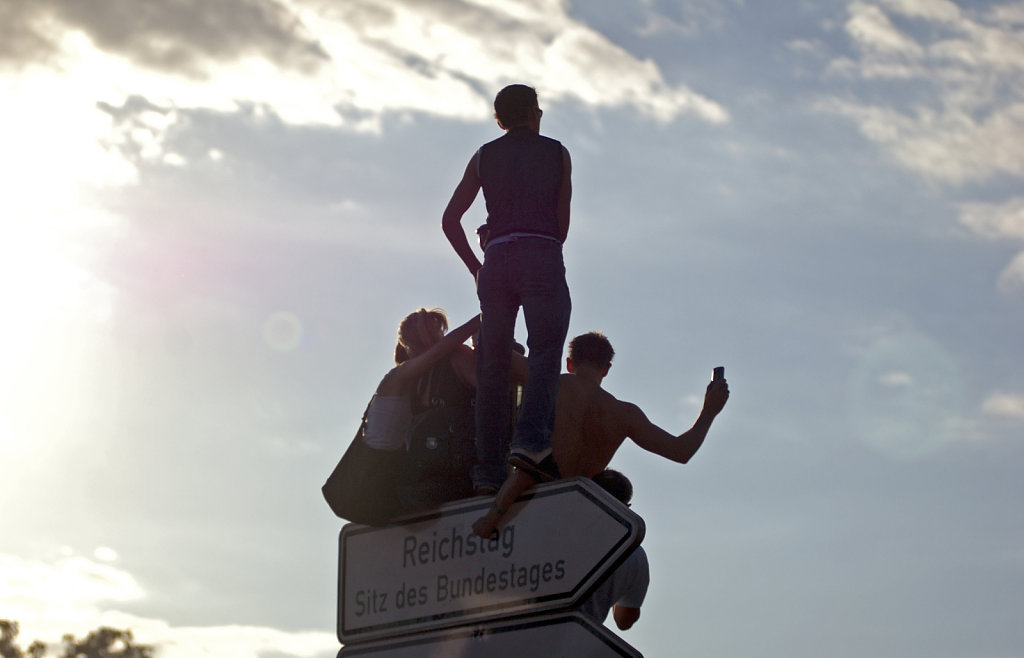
[551,373,638,478]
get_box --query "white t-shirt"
[578,546,649,624]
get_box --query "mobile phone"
[712,366,725,382]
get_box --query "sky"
[1,0,1023,656]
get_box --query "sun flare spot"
[262,312,305,352]
[847,332,965,459]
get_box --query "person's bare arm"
[626,380,729,463]
[450,343,526,389]
[442,154,484,277]
[613,605,641,630]
[377,315,481,394]
[556,146,572,243]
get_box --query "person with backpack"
[323,309,527,524]
[322,309,479,524]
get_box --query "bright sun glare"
[0,68,122,468]
[0,211,115,466]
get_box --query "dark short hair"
[591,469,633,505]
[493,84,538,128]
[568,331,615,368]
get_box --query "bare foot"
[472,505,504,539]
[470,469,538,539]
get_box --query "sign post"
[337,477,644,644]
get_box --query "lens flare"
[847,332,965,459]
[261,311,304,352]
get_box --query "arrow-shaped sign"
[337,611,643,657]
[337,477,644,644]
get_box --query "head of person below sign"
[471,331,729,539]
[577,469,649,631]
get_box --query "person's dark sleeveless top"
[412,357,474,415]
[478,129,564,242]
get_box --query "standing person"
[578,469,649,631]
[442,83,573,495]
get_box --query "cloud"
[996,251,1024,291]
[0,550,336,658]
[1,551,145,648]
[879,0,962,23]
[632,0,736,38]
[981,392,1024,420]
[292,0,729,124]
[820,99,1024,183]
[0,0,328,75]
[0,551,144,609]
[846,2,924,58]
[2,0,727,131]
[959,197,1024,240]
[95,614,337,658]
[786,39,823,55]
[819,1,1024,184]
[958,197,1024,290]
[879,371,913,386]
[989,3,1024,25]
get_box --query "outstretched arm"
[627,380,729,463]
[377,315,482,395]
[442,153,483,278]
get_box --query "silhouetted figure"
[579,469,649,631]
[473,331,729,537]
[442,83,573,496]
[322,310,480,524]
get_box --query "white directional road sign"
[337,477,644,644]
[337,612,643,657]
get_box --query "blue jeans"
[472,237,571,490]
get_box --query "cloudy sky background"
[2,0,1023,656]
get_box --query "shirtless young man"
[472,331,730,537]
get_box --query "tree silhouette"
[0,622,152,658]
[58,627,152,658]
[0,622,45,658]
